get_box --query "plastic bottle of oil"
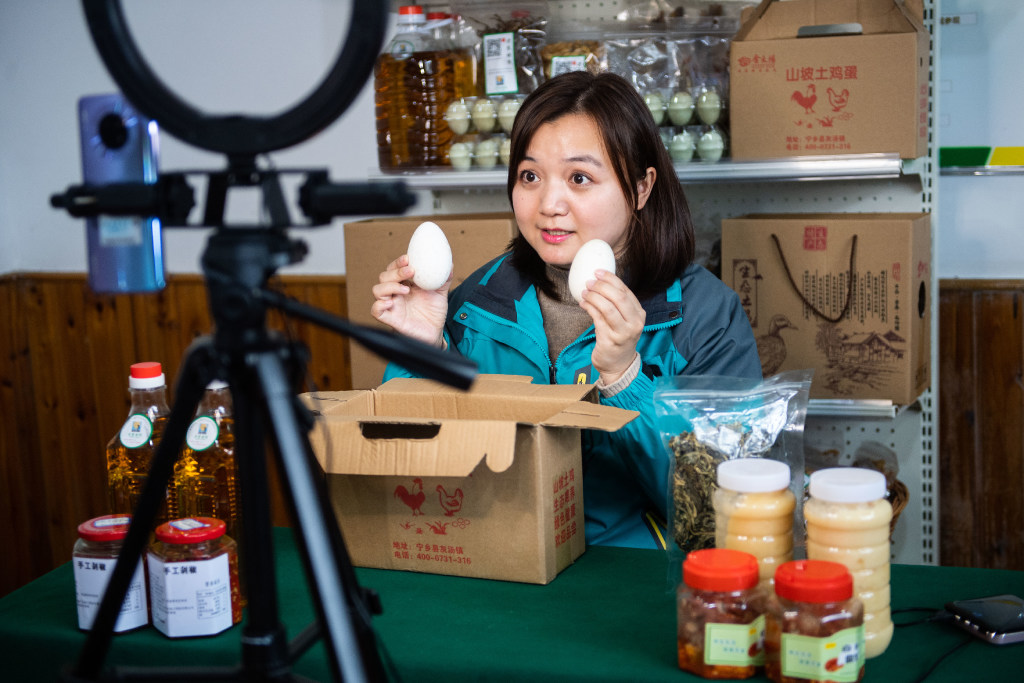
[173,380,239,541]
[374,5,456,170]
[106,361,172,526]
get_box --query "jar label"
[185,416,219,451]
[119,414,153,449]
[73,557,148,632]
[780,625,865,682]
[705,614,766,666]
[148,552,233,637]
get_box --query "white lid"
[809,467,887,503]
[207,379,229,390]
[398,5,426,23]
[717,458,790,492]
[129,373,165,390]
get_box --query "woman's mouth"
[541,228,573,244]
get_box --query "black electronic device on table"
[50,2,477,682]
[946,594,1024,645]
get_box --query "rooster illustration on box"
[394,478,425,516]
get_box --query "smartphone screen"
[78,93,165,293]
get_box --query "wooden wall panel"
[0,273,351,597]
[939,281,1024,570]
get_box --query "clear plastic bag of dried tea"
[653,370,813,569]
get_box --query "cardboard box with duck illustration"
[728,0,929,160]
[721,212,931,404]
[303,375,638,584]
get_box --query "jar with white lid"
[804,467,892,659]
[713,458,795,587]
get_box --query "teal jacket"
[384,254,762,549]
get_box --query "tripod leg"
[71,341,217,680]
[252,348,385,683]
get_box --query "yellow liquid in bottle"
[173,415,239,540]
[106,413,170,527]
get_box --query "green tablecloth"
[2,527,1022,681]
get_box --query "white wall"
[0,1,415,277]
[937,1,1024,278]
[2,1,1022,279]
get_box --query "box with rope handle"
[721,212,931,403]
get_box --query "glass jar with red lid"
[677,547,767,679]
[764,560,865,683]
[147,517,241,637]
[73,514,149,632]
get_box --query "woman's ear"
[636,167,656,210]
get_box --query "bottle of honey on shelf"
[106,361,172,526]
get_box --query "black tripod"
[66,220,475,683]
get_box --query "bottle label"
[148,551,233,637]
[119,414,153,449]
[483,32,518,95]
[73,556,148,632]
[780,625,865,682]
[389,37,418,60]
[185,416,219,452]
[705,614,766,666]
[549,55,589,78]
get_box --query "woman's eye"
[570,172,590,185]
[519,169,537,183]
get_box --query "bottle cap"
[717,458,791,493]
[809,467,887,503]
[155,517,227,544]
[774,560,853,603]
[129,362,165,390]
[207,379,229,390]
[398,5,425,22]
[683,548,759,592]
[77,515,132,541]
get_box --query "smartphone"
[78,93,165,293]
[945,594,1024,645]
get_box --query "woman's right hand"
[370,254,451,347]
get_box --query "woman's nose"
[539,182,568,215]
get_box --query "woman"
[371,71,762,549]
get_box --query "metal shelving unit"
[381,0,941,566]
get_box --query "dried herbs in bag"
[653,370,813,555]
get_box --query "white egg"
[498,98,521,132]
[407,221,453,291]
[471,98,497,133]
[474,138,499,168]
[568,239,616,303]
[696,89,722,125]
[499,137,512,166]
[668,91,694,126]
[448,141,473,171]
[445,100,471,135]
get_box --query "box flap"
[311,417,518,476]
[541,402,639,432]
[735,0,918,42]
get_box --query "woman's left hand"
[580,269,645,385]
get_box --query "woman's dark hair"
[505,71,696,299]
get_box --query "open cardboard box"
[729,0,929,160]
[304,375,639,584]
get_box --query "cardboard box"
[305,375,638,584]
[721,213,931,403]
[729,0,929,160]
[344,213,518,389]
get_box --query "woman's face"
[511,113,655,267]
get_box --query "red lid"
[130,362,162,379]
[398,5,424,16]
[155,517,226,544]
[683,548,759,592]
[78,515,132,541]
[774,560,853,603]
[427,12,450,20]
